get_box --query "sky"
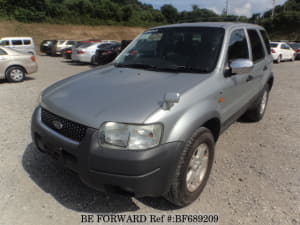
[140,0,288,17]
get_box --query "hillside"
[0,21,145,50]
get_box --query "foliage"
[0,0,299,40]
[0,0,247,27]
[251,0,300,40]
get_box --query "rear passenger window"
[247,29,265,62]
[259,30,271,55]
[24,40,31,45]
[228,29,249,61]
[1,40,10,46]
[12,40,22,45]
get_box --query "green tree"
[161,4,178,23]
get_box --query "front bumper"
[31,107,184,197]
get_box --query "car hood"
[41,66,209,128]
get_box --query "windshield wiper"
[157,65,209,73]
[114,63,157,70]
[115,63,209,73]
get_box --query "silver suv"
[31,22,273,206]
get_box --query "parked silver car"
[71,41,119,64]
[31,22,273,206]
[0,46,38,82]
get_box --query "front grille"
[41,108,87,142]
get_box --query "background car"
[71,41,118,64]
[54,40,77,56]
[94,42,121,65]
[40,40,57,55]
[0,46,38,82]
[270,42,295,63]
[62,40,102,59]
[0,37,36,55]
[121,40,132,50]
[288,42,300,60]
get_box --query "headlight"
[99,122,162,150]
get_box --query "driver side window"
[228,29,249,62]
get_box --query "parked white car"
[270,42,295,63]
[0,37,36,55]
[71,41,118,64]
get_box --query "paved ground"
[0,56,299,225]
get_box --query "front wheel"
[5,66,25,82]
[291,54,295,62]
[165,127,215,207]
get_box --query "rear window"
[247,29,265,62]
[66,41,76,45]
[12,40,22,45]
[79,43,94,48]
[270,43,278,48]
[259,30,271,54]
[23,40,31,45]
[98,43,113,48]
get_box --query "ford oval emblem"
[52,120,63,130]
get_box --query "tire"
[164,127,215,207]
[5,66,25,82]
[291,54,295,62]
[91,56,97,65]
[243,85,269,122]
[276,55,281,64]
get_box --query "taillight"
[296,49,300,53]
[271,48,276,53]
[66,50,72,54]
[77,50,85,54]
[31,55,36,62]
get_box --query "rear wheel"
[91,56,97,65]
[5,66,25,82]
[243,85,269,122]
[276,55,282,63]
[165,127,215,207]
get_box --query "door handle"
[263,65,268,71]
[246,75,253,82]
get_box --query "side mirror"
[230,59,254,75]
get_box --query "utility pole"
[225,0,229,16]
[271,0,275,20]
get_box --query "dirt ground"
[0,21,145,50]
[0,56,299,225]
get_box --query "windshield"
[115,27,225,73]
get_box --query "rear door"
[246,29,267,95]
[258,29,273,84]
[0,48,9,77]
